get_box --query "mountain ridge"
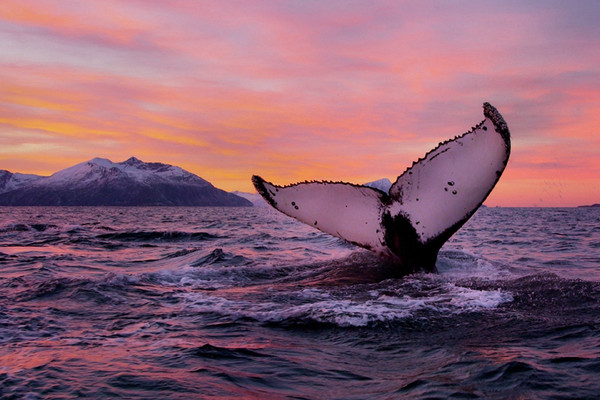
[0,157,251,206]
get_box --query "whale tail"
[252,103,511,273]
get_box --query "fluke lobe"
[253,103,511,273]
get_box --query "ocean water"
[1,206,599,399]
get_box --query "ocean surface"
[1,206,599,399]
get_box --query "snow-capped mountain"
[0,157,252,206]
[0,170,43,193]
[231,191,268,207]
[364,178,392,193]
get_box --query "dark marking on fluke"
[251,103,511,274]
[252,175,279,209]
[382,211,438,273]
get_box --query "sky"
[0,0,599,207]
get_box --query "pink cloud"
[0,1,599,205]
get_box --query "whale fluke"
[252,103,511,273]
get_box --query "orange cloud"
[0,1,599,205]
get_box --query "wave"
[137,250,289,289]
[184,343,268,361]
[178,279,513,328]
[12,273,136,304]
[437,249,516,280]
[0,222,59,233]
[189,248,252,267]
[96,230,220,242]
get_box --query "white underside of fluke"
[388,117,508,243]
[252,103,510,267]
[252,179,387,251]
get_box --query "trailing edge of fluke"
[253,102,511,274]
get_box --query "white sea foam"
[179,281,513,327]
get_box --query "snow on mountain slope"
[231,191,268,207]
[0,170,43,193]
[0,157,250,206]
[45,157,210,187]
[363,178,392,193]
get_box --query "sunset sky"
[0,1,598,206]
